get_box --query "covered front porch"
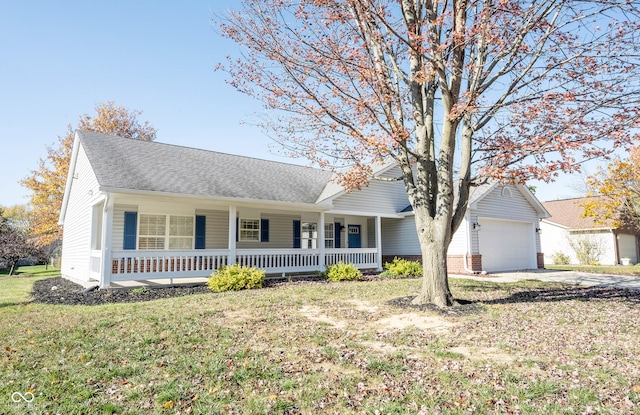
[90,247,379,287]
[89,194,384,287]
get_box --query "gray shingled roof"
[78,131,334,204]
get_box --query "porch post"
[100,194,114,288]
[376,215,383,271]
[318,212,325,270]
[228,205,237,265]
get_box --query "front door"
[347,225,361,248]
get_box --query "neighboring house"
[540,198,640,265]
[59,131,549,288]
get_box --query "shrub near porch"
[208,264,265,292]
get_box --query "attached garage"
[478,218,537,272]
[381,183,549,274]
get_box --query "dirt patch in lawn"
[375,312,454,333]
[299,305,350,329]
[299,303,455,334]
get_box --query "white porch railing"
[325,248,378,269]
[110,250,230,282]
[107,248,378,284]
[236,249,320,273]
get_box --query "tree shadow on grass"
[389,284,640,317]
[0,301,29,309]
[479,285,640,306]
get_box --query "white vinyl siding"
[382,216,468,256]
[448,219,468,255]
[332,167,409,215]
[60,145,100,282]
[367,218,376,248]
[381,217,421,256]
[196,209,228,249]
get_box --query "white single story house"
[59,131,549,288]
[540,198,640,265]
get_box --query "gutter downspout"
[463,215,485,274]
[613,228,620,265]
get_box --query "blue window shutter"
[123,212,137,250]
[334,222,341,248]
[261,219,269,242]
[293,220,301,248]
[195,215,206,249]
[236,217,239,242]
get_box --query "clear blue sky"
[0,1,589,208]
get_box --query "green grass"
[0,275,51,306]
[0,264,61,278]
[1,276,639,414]
[545,264,640,276]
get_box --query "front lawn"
[545,264,640,276]
[0,275,53,307]
[1,276,639,414]
[0,264,60,278]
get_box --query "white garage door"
[478,218,535,272]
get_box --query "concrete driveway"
[452,269,640,290]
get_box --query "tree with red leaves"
[218,0,640,306]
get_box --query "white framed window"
[169,216,194,249]
[324,223,334,248]
[240,218,260,241]
[301,222,317,249]
[138,214,194,250]
[139,214,166,250]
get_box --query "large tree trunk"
[411,214,455,307]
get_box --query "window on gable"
[239,218,260,241]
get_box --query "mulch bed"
[31,277,212,306]
[31,275,354,306]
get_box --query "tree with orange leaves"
[21,102,156,246]
[583,147,640,230]
[218,0,640,306]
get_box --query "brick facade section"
[382,254,483,274]
[537,253,545,269]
